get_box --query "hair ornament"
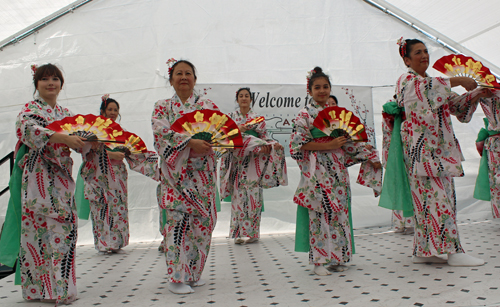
[397,37,407,58]
[101,94,110,104]
[166,58,178,75]
[31,64,37,78]
[306,69,317,91]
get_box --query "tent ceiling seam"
[458,21,500,45]
[363,0,500,79]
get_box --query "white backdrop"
[0,0,494,244]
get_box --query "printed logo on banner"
[199,84,375,156]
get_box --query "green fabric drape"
[474,118,499,201]
[0,145,28,284]
[216,186,221,212]
[75,163,91,220]
[294,128,356,254]
[378,101,414,217]
[244,130,259,137]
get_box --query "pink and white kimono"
[290,100,382,265]
[15,99,79,304]
[478,94,500,218]
[219,109,287,239]
[396,68,481,257]
[152,93,218,284]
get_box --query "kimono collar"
[236,108,254,117]
[35,98,60,111]
[308,99,326,110]
[173,92,200,106]
[407,67,429,78]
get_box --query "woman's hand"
[369,160,382,169]
[451,77,477,91]
[273,143,283,150]
[364,144,373,150]
[50,133,86,149]
[477,88,494,98]
[238,124,248,133]
[326,136,348,150]
[108,151,126,161]
[187,139,212,154]
[260,145,272,154]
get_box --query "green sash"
[75,163,91,220]
[244,130,259,137]
[0,145,28,284]
[378,101,414,217]
[474,118,499,201]
[294,128,355,254]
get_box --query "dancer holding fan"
[290,67,382,276]
[393,38,491,266]
[72,95,158,255]
[0,64,85,304]
[152,59,229,294]
[220,87,287,245]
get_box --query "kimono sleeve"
[125,150,160,181]
[254,120,270,140]
[289,109,313,162]
[151,100,191,164]
[447,88,481,123]
[15,103,55,150]
[396,73,452,111]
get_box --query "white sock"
[168,283,194,294]
[448,253,485,267]
[189,279,206,287]
[313,265,331,276]
[327,265,349,272]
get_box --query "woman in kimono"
[290,67,382,276]
[395,38,490,266]
[474,93,500,217]
[15,64,86,304]
[79,96,158,255]
[220,87,286,245]
[152,59,218,294]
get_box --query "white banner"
[200,84,375,155]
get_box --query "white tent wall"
[0,0,493,245]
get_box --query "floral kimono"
[152,93,218,283]
[80,146,159,252]
[477,94,500,218]
[396,68,480,256]
[290,100,382,265]
[219,109,287,239]
[15,99,79,304]
[381,100,414,230]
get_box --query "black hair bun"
[313,66,323,74]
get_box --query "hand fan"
[312,106,368,142]
[170,109,243,149]
[433,54,500,89]
[244,116,265,127]
[46,114,126,143]
[105,131,148,154]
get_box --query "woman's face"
[102,102,119,121]
[310,77,331,105]
[404,43,429,74]
[237,90,252,109]
[169,62,196,95]
[36,75,61,101]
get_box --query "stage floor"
[1,219,499,307]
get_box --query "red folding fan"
[106,131,148,154]
[46,114,126,144]
[312,106,368,142]
[170,109,243,149]
[433,54,500,89]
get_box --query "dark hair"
[100,97,121,121]
[168,60,197,81]
[33,63,64,95]
[329,95,338,104]
[307,66,331,92]
[399,39,425,59]
[236,87,251,101]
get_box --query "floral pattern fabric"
[479,95,500,218]
[16,99,78,304]
[152,93,218,283]
[290,100,382,264]
[219,109,287,239]
[396,68,480,256]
